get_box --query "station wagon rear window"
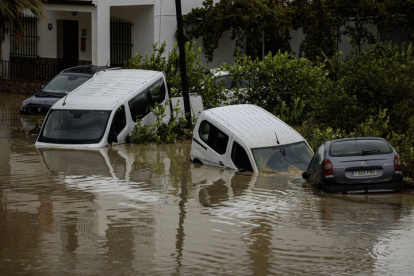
[329,139,393,157]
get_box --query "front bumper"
[19,105,49,115]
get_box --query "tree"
[183,0,292,61]
[183,0,414,61]
[0,0,43,60]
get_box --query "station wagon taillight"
[323,159,333,176]
[394,155,402,171]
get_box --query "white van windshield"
[38,109,111,144]
[252,142,313,173]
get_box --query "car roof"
[210,69,229,77]
[199,104,307,149]
[325,137,387,145]
[60,65,111,76]
[51,69,164,111]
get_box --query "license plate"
[352,170,377,177]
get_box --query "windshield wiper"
[361,149,380,156]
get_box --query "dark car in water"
[302,137,403,193]
[19,65,110,115]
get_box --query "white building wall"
[38,9,93,62]
[154,0,236,69]
[95,0,110,66]
[1,0,380,70]
[111,5,154,61]
[290,23,378,60]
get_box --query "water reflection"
[1,92,414,275]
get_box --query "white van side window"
[129,91,150,122]
[149,79,166,104]
[199,121,229,155]
[231,142,253,172]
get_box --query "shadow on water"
[1,92,414,275]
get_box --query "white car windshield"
[252,142,313,173]
[43,74,90,95]
[38,109,111,144]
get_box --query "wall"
[290,23,378,60]
[39,9,93,63]
[153,0,237,69]
[110,5,154,60]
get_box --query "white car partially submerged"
[36,69,203,148]
[190,104,313,173]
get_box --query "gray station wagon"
[302,137,403,193]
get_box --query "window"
[199,121,229,155]
[252,142,313,173]
[231,142,253,172]
[110,18,133,67]
[10,15,38,59]
[108,105,126,144]
[309,145,323,172]
[149,79,166,104]
[329,139,393,157]
[42,74,91,95]
[38,110,111,144]
[129,92,150,122]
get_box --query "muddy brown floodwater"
[1,92,414,275]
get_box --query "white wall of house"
[1,0,381,71]
[0,0,236,69]
[110,5,154,60]
[38,9,93,62]
[154,0,236,69]
[290,23,378,60]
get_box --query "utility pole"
[175,0,192,126]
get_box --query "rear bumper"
[323,174,403,193]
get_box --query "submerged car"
[210,69,238,90]
[35,69,203,148]
[302,137,403,193]
[19,65,110,115]
[190,104,314,173]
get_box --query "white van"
[190,104,313,173]
[36,69,202,148]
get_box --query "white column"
[92,0,110,66]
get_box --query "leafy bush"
[126,42,228,108]
[316,42,414,132]
[222,51,330,125]
[126,40,414,177]
[128,101,193,144]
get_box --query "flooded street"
[1,93,414,275]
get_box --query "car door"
[307,145,324,186]
[197,120,230,168]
